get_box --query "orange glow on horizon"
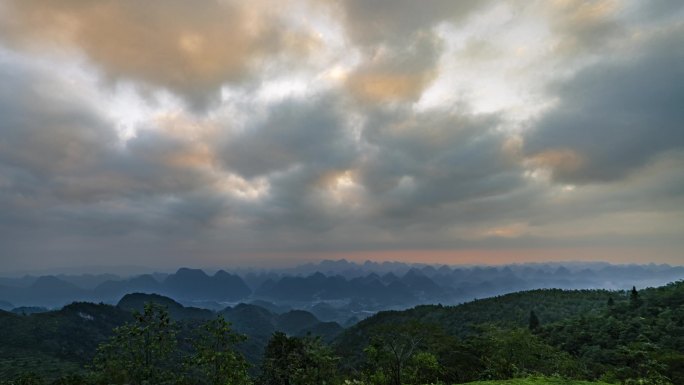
[217,247,683,268]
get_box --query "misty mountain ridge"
[1,261,682,323]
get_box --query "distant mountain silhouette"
[1,262,683,312]
[0,299,13,311]
[0,276,87,307]
[253,271,446,305]
[117,293,214,320]
[277,310,320,333]
[95,268,252,303]
[232,262,684,308]
[56,273,121,290]
[255,272,398,301]
[248,299,291,314]
[220,303,342,342]
[164,268,251,301]
[380,272,399,284]
[31,276,85,299]
[222,303,277,336]
[400,268,445,297]
[0,276,38,288]
[11,306,48,315]
[309,302,342,322]
[94,274,162,300]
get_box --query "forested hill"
[462,380,611,385]
[338,287,615,343]
[334,281,684,384]
[0,293,340,381]
[334,287,618,372]
[1,282,682,384]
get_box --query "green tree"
[405,351,440,385]
[258,332,338,385]
[51,374,91,385]
[294,335,339,385]
[93,302,178,385]
[431,335,484,384]
[190,316,251,385]
[5,374,44,385]
[528,310,540,331]
[258,332,297,385]
[364,322,428,385]
[630,286,642,308]
[468,325,582,380]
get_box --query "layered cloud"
[0,0,317,108]
[0,0,683,270]
[524,26,684,183]
[345,33,441,104]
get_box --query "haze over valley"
[2,260,682,326]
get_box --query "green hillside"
[0,302,130,381]
[334,287,617,365]
[341,287,617,339]
[1,283,682,384]
[462,378,611,385]
[335,281,684,384]
[117,292,214,320]
[0,294,342,382]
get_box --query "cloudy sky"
[0,0,683,272]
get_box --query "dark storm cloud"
[51,191,228,237]
[524,28,684,183]
[525,153,684,230]
[358,108,525,226]
[220,100,533,244]
[0,57,117,236]
[0,63,117,179]
[218,95,366,236]
[220,96,358,178]
[0,57,230,243]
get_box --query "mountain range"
[2,281,683,383]
[0,292,341,380]
[1,261,682,321]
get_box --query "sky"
[0,0,683,272]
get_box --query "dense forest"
[1,281,682,385]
